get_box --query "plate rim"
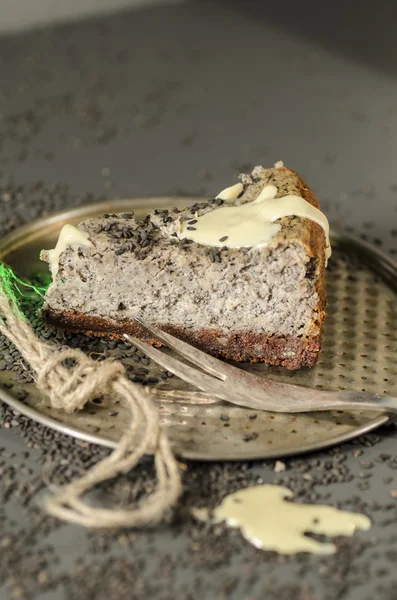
[0,385,389,461]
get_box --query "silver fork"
[124,318,397,415]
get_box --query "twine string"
[0,285,182,529]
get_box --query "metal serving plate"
[0,197,394,460]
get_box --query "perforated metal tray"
[0,197,394,460]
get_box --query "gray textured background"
[1,1,397,598]
[0,0,180,32]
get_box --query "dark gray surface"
[1,2,397,599]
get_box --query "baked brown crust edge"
[285,167,327,338]
[42,307,321,370]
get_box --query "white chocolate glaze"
[209,485,370,555]
[47,224,92,279]
[215,182,244,201]
[179,185,331,264]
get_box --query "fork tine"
[124,335,228,401]
[132,317,237,380]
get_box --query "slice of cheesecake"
[40,163,329,369]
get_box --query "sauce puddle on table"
[194,485,371,555]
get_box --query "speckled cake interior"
[41,166,327,369]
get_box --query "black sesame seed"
[136,367,149,375]
[187,226,197,231]
[219,236,228,242]
[243,432,258,441]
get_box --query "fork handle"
[298,389,397,415]
[152,387,397,415]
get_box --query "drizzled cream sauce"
[179,184,331,264]
[215,182,244,200]
[46,224,92,279]
[194,485,370,555]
